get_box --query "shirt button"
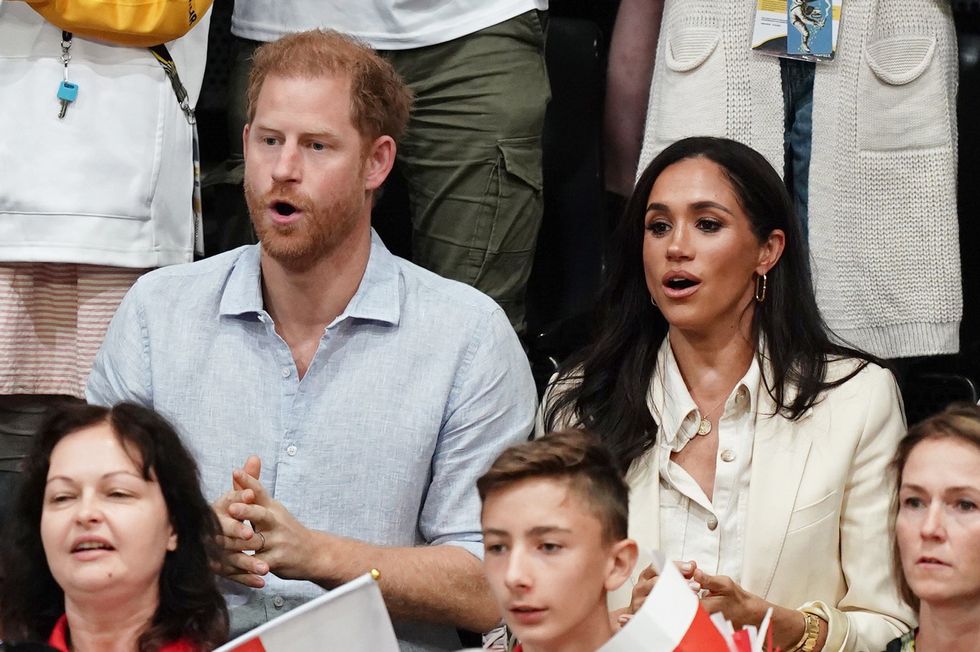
[272,595,285,608]
[286,444,297,456]
[720,449,736,463]
[281,367,291,378]
[707,515,719,531]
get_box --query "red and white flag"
[215,574,399,652]
[599,552,736,652]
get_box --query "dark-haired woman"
[543,137,914,651]
[0,402,228,651]
[886,404,980,652]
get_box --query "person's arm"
[800,364,915,651]
[216,308,537,632]
[621,557,827,649]
[85,281,153,408]
[625,365,914,650]
[215,470,498,631]
[604,0,666,197]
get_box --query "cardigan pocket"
[649,27,726,147]
[857,35,949,152]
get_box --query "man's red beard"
[244,179,362,272]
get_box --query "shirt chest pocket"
[659,484,688,509]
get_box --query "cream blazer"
[544,359,916,652]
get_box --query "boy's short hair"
[478,430,629,543]
[246,29,413,143]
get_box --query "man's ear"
[242,123,251,160]
[605,538,639,592]
[362,135,396,192]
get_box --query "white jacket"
[542,356,916,652]
[0,2,210,268]
[638,0,960,358]
[614,359,914,652]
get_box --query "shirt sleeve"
[85,280,154,408]
[418,306,537,558]
[805,364,915,651]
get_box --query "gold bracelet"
[789,610,821,652]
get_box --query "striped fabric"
[0,263,145,398]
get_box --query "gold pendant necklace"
[694,394,729,437]
[697,416,712,436]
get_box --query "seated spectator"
[478,430,638,652]
[542,137,914,650]
[225,1,549,333]
[87,29,536,650]
[889,404,980,651]
[0,402,227,651]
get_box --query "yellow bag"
[29,0,212,47]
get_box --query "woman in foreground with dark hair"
[0,401,227,651]
[543,137,913,651]
[888,404,980,651]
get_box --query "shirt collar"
[48,613,69,652]
[219,230,402,326]
[649,337,762,450]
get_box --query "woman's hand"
[693,570,767,630]
[693,570,827,651]
[629,560,699,614]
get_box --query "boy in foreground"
[478,430,639,652]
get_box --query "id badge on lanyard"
[751,0,843,62]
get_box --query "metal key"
[57,81,78,119]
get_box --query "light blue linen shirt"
[86,232,537,652]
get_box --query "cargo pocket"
[468,136,543,288]
[498,136,544,193]
[650,27,726,147]
[858,36,949,152]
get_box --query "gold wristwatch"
[791,610,821,652]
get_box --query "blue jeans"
[781,58,815,236]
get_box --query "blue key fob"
[57,81,78,102]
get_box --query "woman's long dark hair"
[545,137,879,471]
[0,401,228,651]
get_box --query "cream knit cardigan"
[637,0,960,358]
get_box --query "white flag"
[215,574,399,652]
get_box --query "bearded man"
[87,29,536,652]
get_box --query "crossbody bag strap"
[148,43,204,256]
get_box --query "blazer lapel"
[628,369,666,551]
[627,449,661,548]
[741,386,814,598]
